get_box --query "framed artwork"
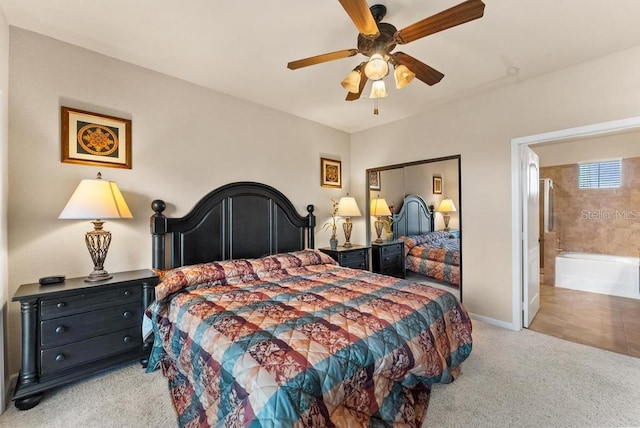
[369,170,381,190]
[433,175,442,194]
[61,106,132,169]
[320,157,342,188]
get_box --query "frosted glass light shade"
[341,70,361,93]
[369,80,388,99]
[364,54,388,80]
[59,174,133,219]
[370,198,391,216]
[394,64,415,89]
[337,196,361,217]
[436,198,457,213]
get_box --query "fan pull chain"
[373,98,379,115]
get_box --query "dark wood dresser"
[319,245,370,270]
[372,240,405,278]
[12,269,158,410]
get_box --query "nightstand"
[319,245,370,270]
[12,269,158,410]
[372,240,405,278]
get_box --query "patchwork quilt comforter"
[401,232,461,287]
[147,250,472,427]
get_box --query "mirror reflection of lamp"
[370,197,392,243]
[436,198,457,232]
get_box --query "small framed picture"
[61,106,132,169]
[320,157,342,188]
[369,170,381,190]
[433,175,442,194]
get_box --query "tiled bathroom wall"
[540,157,640,263]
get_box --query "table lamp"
[336,196,361,247]
[59,172,133,282]
[370,197,392,243]
[436,198,457,231]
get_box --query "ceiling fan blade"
[391,52,444,86]
[395,0,485,44]
[346,68,368,101]
[338,0,379,37]
[287,49,359,70]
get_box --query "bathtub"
[555,252,640,300]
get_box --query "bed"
[392,195,461,288]
[146,182,472,427]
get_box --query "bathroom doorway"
[512,118,640,357]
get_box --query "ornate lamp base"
[342,218,354,247]
[84,220,113,282]
[374,218,385,243]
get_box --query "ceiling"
[2,1,640,133]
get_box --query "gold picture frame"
[61,106,132,169]
[433,175,442,194]
[320,158,342,188]
[369,170,381,190]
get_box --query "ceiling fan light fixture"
[369,79,388,99]
[394,64,415,89]
[341,69,362,93]
[364,54,389,81]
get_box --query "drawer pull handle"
[123,311,132,318]
[56,302,66,309]
[123,335,131,343]
[55,326,66,334]
[55,353,65,362]
[124,290,132,296]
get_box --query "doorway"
[511,117,640,329]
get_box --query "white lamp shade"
[369,80,388,99]
[436,198,457,213]
[364,54,389,80]
[370,198,391,216]
[337,196,361,217]
[59,177,133,219]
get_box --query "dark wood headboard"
[392,194,435,239]
[150,182,315,269]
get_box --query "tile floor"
[529,283,640,357]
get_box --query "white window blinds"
[578,159,622,189]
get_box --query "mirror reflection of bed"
[367,156,461,300]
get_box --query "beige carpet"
[1,320,639,427]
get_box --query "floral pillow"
[154,249,336,300]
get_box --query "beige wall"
[540,157,640,259]
[350,44,640,326]
[6,28,351,374]
[534,130,640,167]
[0,4,9,412]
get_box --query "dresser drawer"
[379,243,403,256]
[342,258,368,270]
[40,303,142,347]
[40,285,141,320]
[40,326,141,375]
[380,252,403,268]
[339,249,367,264]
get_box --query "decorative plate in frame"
[61,106,132,169]
[320,157,342,188]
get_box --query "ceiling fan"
[287,0,486,105]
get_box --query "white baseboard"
[469,312,521,331]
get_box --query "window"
[578,159,621,189]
